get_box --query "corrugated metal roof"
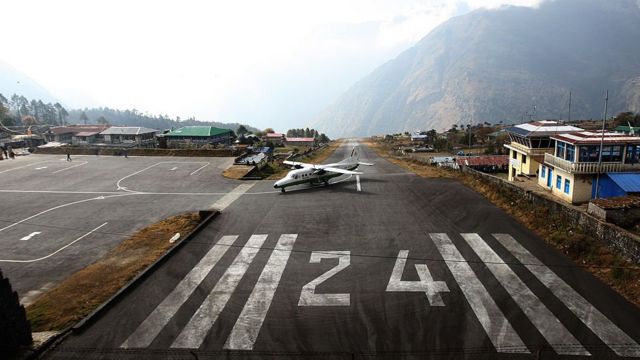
[100,127,157,135]
[165,126,232,137]
[607,173,640,193]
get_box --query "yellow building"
[504,121,583,181]
[539,131,640,204]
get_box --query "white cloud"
[0,0,543,129]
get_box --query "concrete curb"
[29,210,220,359]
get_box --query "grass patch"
[368,138,640,308]
[26,212,202,331]
[222,164,255,179]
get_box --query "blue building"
[593,173,640,198]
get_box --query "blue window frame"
[566,144,575,162]
[556,175,562,189]
[556,142,566,158]
[541,166,546,178]
[564,179,570,194]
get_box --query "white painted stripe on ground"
[224,234,297,350]
[35,166,48,170]
[493,233,640,357]
[52,161,88,174]
[0,193,130,233]
[210,182,256,211]
[170,167,178,171]
[0,222,108,263]
[190,163,210,175]
[356,175,361,191]
[20,232,42,241]
[116,162,162,190]
[0,161,53,174]
[121,235,239,348]
[461,233,589,356]
[171,234,268,349]
[430,233,529,354]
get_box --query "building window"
[512,150,517,159]
[579,145,600,163]
[626,145,639,164]
[566,144,575,162]
[564,179,570,194]
[541,166,546,178]
[556,141,566,158]
[522,154,527,164]
[556,175,562,189]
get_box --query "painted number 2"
[386,250,449,306]
[298,251,350,306]
[298,250,448,307]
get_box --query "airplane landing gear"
[281,188,286,193]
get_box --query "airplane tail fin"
[347,145,374,166]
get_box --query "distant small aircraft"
[274,145,373,192]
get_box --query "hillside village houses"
[100,126,157,147]
[161,126,234,147]
[504,120,640,204]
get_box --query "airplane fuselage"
[273,160,359,191]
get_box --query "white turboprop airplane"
[274,145,373,192]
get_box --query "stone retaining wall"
[461,166,640,263]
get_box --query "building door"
[547,168,553,188]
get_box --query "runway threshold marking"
[52,161,88,174]
[171,234,269,349]
[430,233,529,354]
[170,167,178,171]
[356,175,361,191]
[493,233,640,357]
[0,222,108,263]
[224,234,298,350]
[461,233,589,355]
[20,232,42,241]
[35,166,48,170]
[121,235,240,348]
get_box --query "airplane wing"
[358,162,374,166]
[283,160,314,168]
[322,167,363,175]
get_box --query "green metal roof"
[165,126,233,137]
[615,125,640,134]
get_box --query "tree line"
[286,128,330,142]
[0,93,69,127]
[0,94,259,135]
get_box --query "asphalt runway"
[35,142,640,359]
[0,154,242,303]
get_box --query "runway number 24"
[297,250,449,307]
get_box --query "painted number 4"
[386,250,449,306]
[298,250,448,307]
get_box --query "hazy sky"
[0,0,542,130]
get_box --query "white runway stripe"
[171,234,268,349]
[224,234,298,350]
[493,233,640,357]
[430,233,529,354]
[121,235,239,348]
[461,233,589,356]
